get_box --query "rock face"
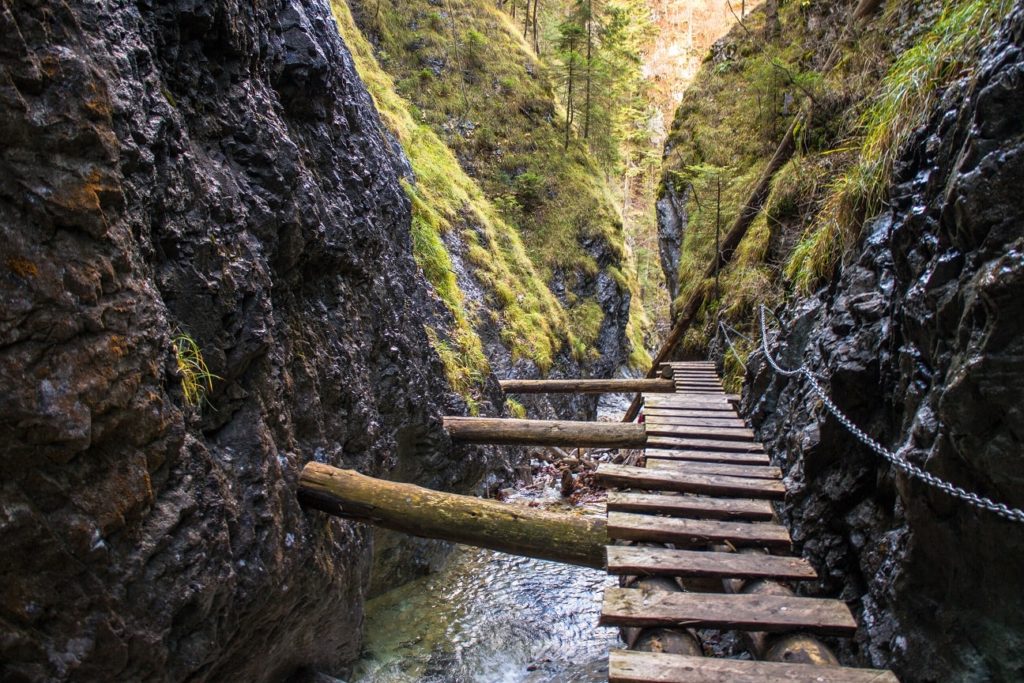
[0,0,495,680]
[655,183,687,305]
[746,10,1024,680]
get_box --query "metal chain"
[752,305,1024,524]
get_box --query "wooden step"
[643,408,741,419]
[597,464,785,499]
[607,511,791,549]
[608,650,899,683]
[606,546,817,581]
[643,401,736,413]
[645,449,770,465]
[645,459,782,480]
[647,437,767,454]
[600,588,857,636]
[645,424,756,441]
[644,415,748,428]
[647,394,729,403]
[607,492,775,521]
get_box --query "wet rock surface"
[0,1,499,680]
[745,10,1024,681]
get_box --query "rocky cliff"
[0,0,498,680]
[747,8,1024,679]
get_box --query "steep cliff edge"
[748,8,1024,679]
[0,1,496,680]
[342,0,647,420]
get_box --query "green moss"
[505,398,527,419]
[785,0,1013,293]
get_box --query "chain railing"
[717,306,1024,523]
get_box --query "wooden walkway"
[595,361,898,682]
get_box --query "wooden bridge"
[298,361,899,681]
[592,361,897,682]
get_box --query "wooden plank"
[597,464,785,499]
[645,424,756,441]
[644,398,735,410]
[600,588,857,636]
[608,650,900,683]
[644,415,748,428]
[607,491,774,521]
[499,378,676,394]
[643,408,741,419]
[647,393,729,402]
[646,437,766,453]
[644,448,771,465]
[606,546,817,581]
[443,417,646,447]
[645,459,782,480]
[607,511,791,549]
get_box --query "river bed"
[350,537,619,682]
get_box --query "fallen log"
[444,416,646,448]
[500,378,676,394]
[298,463,607,568]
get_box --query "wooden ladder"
[595,361,899,682]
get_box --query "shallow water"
[350,544,619,683]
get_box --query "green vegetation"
[786,0,1014,292]
[332,0,655,400]
[172,331,217,409]
[661,0,1012,387]
[332,0,578,401]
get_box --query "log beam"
[298,463,607,568]
[499,378,676,394]
[444,416,646,448]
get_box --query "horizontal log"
[608,650,899,683]
[443,416,646,447]
[298,463,607,568]
[499,378,677,394]
[607,492,775,521]
[600,588,858,636]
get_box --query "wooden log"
[297,463,607,568]
[607,492,774,521]
[443,416,646,447]
[600,588,857,636]
[607,547,817,581]
[608,650,900,683]
[644,449,770,465]
[499,378,676,394]
[597,464,785,499]
[607,512,791,549]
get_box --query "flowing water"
[350,528,619,682]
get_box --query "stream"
[350,545,619,683]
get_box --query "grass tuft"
[173,332,217,409]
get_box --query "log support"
[298,463,607,568]
[499,378,676,394]
[444,416,646,448]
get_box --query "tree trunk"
[444,416,646,447]
[583,0,593,140]
[565,31,575,150]
[298,463,607,568]
[532,0,539,52]
[500,378,676,394]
